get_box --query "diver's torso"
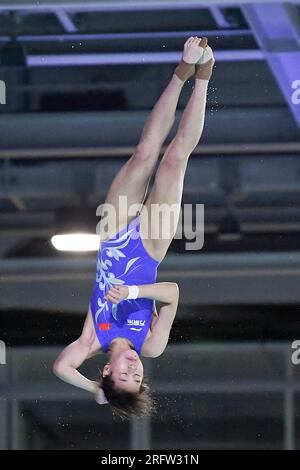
[89,216,160,355]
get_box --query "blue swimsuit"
[89,216,160,355]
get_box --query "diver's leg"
[140,53,214,261]
[99,38,206,238]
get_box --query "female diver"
[53,37,215,419]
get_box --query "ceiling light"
[51,233,100,252]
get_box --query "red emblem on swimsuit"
[98,323,110,330]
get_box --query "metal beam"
[1,252,300,312]
[0,1,297,13]
[130,358,152,450]
[0,30,252,43]
[0,343,296,449]
[285,3,300,45]
[0,382,294,400]
[0,399,8,450]
[26,49,264,67]
[1,108,296,151]
[1,141,300,159]
[210,6,231,28]
[284,352,295,450]
[243,3,300,128]
[131,417,151,450]
[55,10,77,33]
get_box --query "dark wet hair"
[101,372,155,420]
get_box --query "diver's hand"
[105,285,129,304]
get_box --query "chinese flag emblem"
[98,323,110,330]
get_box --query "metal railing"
[0,341,299,449]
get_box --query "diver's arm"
[150,303,159,331]
[52,338,100,394]
[141,294,179,358]
[106,282,179,305]
[136,282,179,304]
[105,283,179,358]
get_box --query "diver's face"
[104,349,144,393]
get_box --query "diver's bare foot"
[183,36,208,64]
[174,36,208,82]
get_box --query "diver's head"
[103,348,143,392]
[100,338,154,419]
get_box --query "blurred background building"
[0,0,300,450]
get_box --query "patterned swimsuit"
[89,216,160,355]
